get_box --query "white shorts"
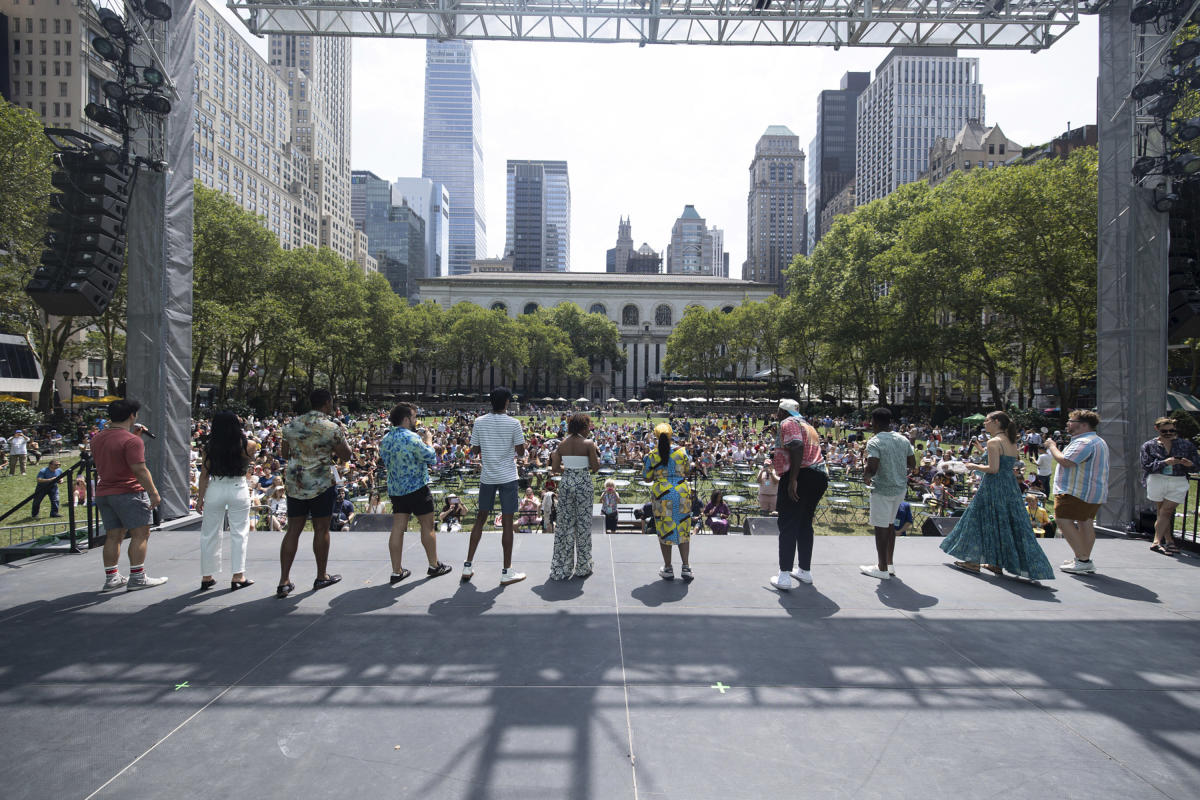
[868,492,906,528]
[1146,473,1189,504]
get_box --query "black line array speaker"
[921,516,958,537]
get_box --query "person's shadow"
[1068,573,1160,603]
[630,578,689,606]
[428,580,502,617]
[874,577,939,611]
[532,577,585,602]
[326,580,423,615]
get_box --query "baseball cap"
[778,399,802,418]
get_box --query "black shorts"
[287,486,337,519]
[391,485,435,516]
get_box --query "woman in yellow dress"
[643,423,695,582]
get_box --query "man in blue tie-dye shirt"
[379,403,452,584]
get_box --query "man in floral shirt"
[379,402,451,583]
[276,388,352,598]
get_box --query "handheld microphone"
[135,424,157,439]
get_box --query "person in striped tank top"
[1046,410,1110,575]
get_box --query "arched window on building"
[721,305,735,314]
[523,302,539,315]
[589,303,607,317]
[622,304,639,326]
[655,304,672,327]
[491,302,507,313]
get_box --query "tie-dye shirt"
[379,427,436,497]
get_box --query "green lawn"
[0,451,86,547]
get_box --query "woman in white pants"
[196,410,259,590]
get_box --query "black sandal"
[313,574,342,590]
[200,578,217,591]
[426,562,452,578]
[231,578,255,590]
[276,581,295,599]
[389,568,411,584]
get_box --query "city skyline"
[213,4,1100,279]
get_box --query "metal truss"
[226,0,1084,49]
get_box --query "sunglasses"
[1160,429,1177,435]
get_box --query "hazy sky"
[220,8,1100,278]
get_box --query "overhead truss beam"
[226,0,1084,49]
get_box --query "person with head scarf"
[643,422,695,582]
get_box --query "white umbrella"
[556,397,568,402]
[606,397,621,403]
[575,397,589,403]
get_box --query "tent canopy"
[962,413,987,424]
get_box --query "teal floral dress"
[940,454,1054,580]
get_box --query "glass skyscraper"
[351,170,426,301]
[505,160,571,272]
[808,72,869,252]
[421,40,485,275]
[855,48,984,206]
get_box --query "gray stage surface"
[1,531,1198,800]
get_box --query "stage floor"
[1,531,1198,800]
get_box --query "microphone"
[134,424,157,439]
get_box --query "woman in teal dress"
[940,411,1054,581]
[643,423,695,582]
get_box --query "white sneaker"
[770,572,793,591]
[1061,558,1097,575]
[100,573,127,592]
[887,564,895,575]
[461,562,474,582]
[126,573,168,591]
[789,568,813,584]
[438,523,448,532]
[860,565,891,580]
[500,567,526,586]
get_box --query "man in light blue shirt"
[1047,409,1110,575]
[861,408,915,579]
[379,402,451,584]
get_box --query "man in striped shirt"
[1047,409,1110,575]
[769,399,828,591]
[463,387,527,586]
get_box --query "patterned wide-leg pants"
[550,469,594,579]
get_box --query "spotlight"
[140,0,173,21]
[1131,76,1172,100]
[1154,190,1180,212]
[1179,117,1200,141]
[1133,155,1162,178]
[1167,39,1200,66]
[1130,0,1164,24]
[142,66,166,87]
[91,143,124,166]
[92,36,121,62]
[1170,153,1200,175]
[85,101,126,133]
[138,93,171,114]
[96,8,127,39]
[102,80,127,102]
[1146,92,1179,117]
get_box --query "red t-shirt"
[92,428,146,496]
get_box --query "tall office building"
[351,170,425,300]
[606,216,634,273]
[666,205,718,276]
[422,40,485,275]
[505,160,570,272]
[855,47,984,206]
[708,227,727,278]
[744,126,806,293]
[393,177,450,278]
[808,72,869,251]
[268,30,354,260]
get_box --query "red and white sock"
[105,566,119,577]
[130,564,145,576]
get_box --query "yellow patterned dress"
[643,447,694,545]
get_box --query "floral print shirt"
[282,411,348,499]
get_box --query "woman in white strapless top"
[549,413,601,579]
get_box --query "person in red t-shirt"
[92,399,165,592]
[769,399,828,591]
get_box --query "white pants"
[200,476,251,576]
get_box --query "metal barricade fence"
[0,454,101,559]
[1173,474,1200,546]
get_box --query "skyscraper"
[666,205,717,276]
[808,72,869,251]
[505,160,570,272]
[268,32,355,260]
[351,170,425,300]
[422,40,485,275]
[744,126,806,293]
[606,217,634,273]
[855,47,985,206]
[393,177,450,278]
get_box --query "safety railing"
[1173,474,1200,546]
[0,454,101,559]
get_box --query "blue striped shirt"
[1053,432,1110,504]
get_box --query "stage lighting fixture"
[92,36,121,62]
[102,81,127,102]
[1130,0,1163,24]
[1132,76,1172,100]
[142,66,166,87]
[1133,155,1162,178]
[1146,92,1180,117]
[1155,190,1180,212]
[138,93,171,114]
[96,8,127,39]
[85,102,126,133]
[91,143,124,166]
[1170,153,1200,175]
[141,0,173,21]
[1179,117,1200,141]
[1168,39,1200,66]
